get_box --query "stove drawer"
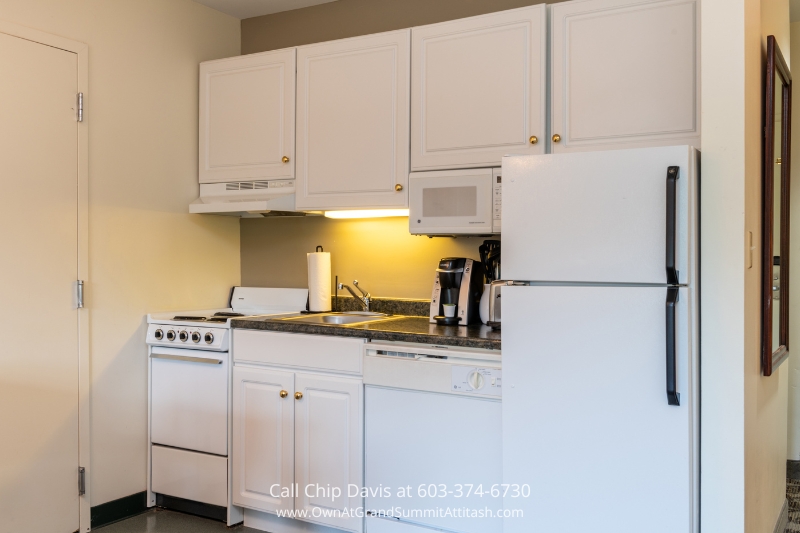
[151,445,227,507]
[151,347,228,455]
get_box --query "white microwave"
[409,168,501,235]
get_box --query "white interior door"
[231,366,294,513]
[502,145,697,285]
[502,285,697,533]
[550,0,700,153]
[0,31,79,533]
[199,48,296,183]
[296,30,410,210]
[294,373,363,532]
[410,5,546,170]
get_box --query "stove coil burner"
[170,312,245,323]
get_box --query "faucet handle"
[352,280,370,298]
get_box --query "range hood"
[190,179,298,217]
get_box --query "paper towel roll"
[307,249,332,312]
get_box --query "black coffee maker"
[429,257,485,326]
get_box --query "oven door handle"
[150,353,223,365]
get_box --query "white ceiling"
[792,0,800,22]
[193,0,338,19]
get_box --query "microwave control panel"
[492,169,502,232]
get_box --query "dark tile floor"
[105,481,800,533]
[94,508,258,533]
[789,478,800,532]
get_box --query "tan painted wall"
[0,0,241,506]
[241,0,563,54]
[744,2,790,532]
[241,217,489,299]
[700,0,790,531]
[788,20,800,463]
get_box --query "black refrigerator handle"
[666,166,680,285]
[666,288,680,406]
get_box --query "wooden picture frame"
[762,35,792,376]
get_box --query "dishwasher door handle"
[150,353,223,365]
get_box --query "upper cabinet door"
[411,6,547,171]
[294,373,363,532]
[199,48,296,184]
[550,0,700,154]
[296,30,410,210]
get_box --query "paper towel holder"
[303,245,328,314]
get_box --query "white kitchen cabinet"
[294,373,363,532]
[296,30,410,210]
[231,366,295,514]
[199,48,296,184]
[232,331,365,532]
[410,6,547,171]
[550,0,700,153]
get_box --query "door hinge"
[77,93,83,122]
[75,280,84,309]
[78,467,86,495]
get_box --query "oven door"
[150,346,229,456]
[409,168,495,235]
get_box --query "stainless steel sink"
[278,312,393,326]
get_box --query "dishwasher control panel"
[451,366,502,397]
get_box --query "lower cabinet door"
[294,372,364,532]
[232,366,295,513]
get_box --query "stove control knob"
[204,332,214,344]
[178,330,188,342]
[154,329,164,341]
[166,330,176,341]
[191,331,201,343]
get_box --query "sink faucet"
[337,280,371,311]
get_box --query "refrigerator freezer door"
[502,145,698,285]
[502,285,697,533]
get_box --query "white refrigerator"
[500,146,699,533]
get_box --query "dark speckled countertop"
[231,315,501,351]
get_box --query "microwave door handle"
[666,288,680,406]
[666,166,680,285]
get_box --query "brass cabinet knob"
[552,134,561,143]
[529,136,538,145]
[279,390,288,398]
[395,184,403,192]
[282,156,290,163]
[295,391,303,400]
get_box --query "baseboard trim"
[155,493,227,522]
[774,498,789,533]
[90,491,148,529]
[788,459,800,480]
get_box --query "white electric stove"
[146,287,308,526]
[147,287,308,351]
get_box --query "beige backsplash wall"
[239,0,549,299]
[242,0,562,54]
[241,217,493,299]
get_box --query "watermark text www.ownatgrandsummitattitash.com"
[270,483,529,520]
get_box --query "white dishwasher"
[363,342,502,533]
